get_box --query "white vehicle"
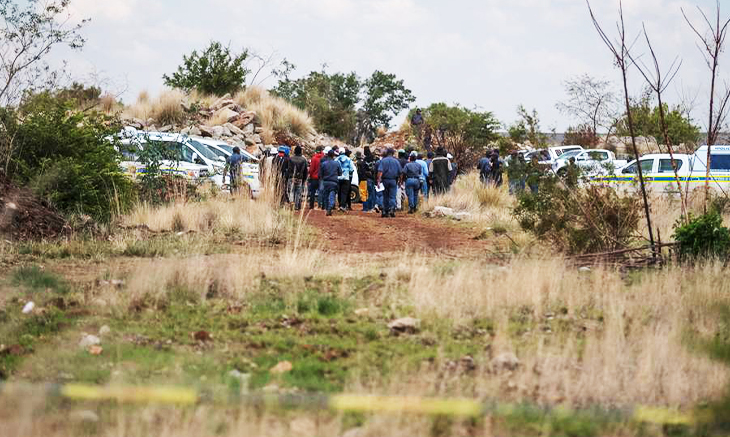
[526,145,584,166]
[194,137,261,198]
[117,132,212,182]
[552,149,627,176]
[597,146,730,194]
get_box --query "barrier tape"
[0,382,698,425]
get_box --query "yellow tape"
[632,406,694,426]
[329,394,482,417]
[59,384,198,405]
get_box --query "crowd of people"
[251,144,474,218]
[224,141,570,219]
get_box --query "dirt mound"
[0,172,67,241]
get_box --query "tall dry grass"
[123,89,186,126]
[234,86,314,140]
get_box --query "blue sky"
[55,0,726,131]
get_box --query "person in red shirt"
[308,146,324,209]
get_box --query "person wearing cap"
[319,149,342,216]
[336,148,355,212]
[402,152,424,214]
[288,146,308,210]
[447,153,458,188]
[429,147,452,195]
[376,148,402,218]
[308,146,324,209]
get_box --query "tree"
[508,105,549,147]
[273,68,361,141]
[422,103,501,169]
[163,41,249,95]
[615,96,700,146]
[358,71,415,142]
[0,0,87,107]
[556,74,619,135]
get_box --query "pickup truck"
[552,149,627,176]
[525,145,584,166]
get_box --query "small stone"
[88,345,103,355]
[579,267,592,273]
[431,206,455,217]
[452,212,472,221]
[99,325,111,336]
[79,334,101,349]
[387,317,420,335]
[270,360,293,374]
[22,301,35,314]
[5,202,17,210]
[111,279,125,287]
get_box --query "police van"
[598,145,730,194]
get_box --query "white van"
[193,137,261,198]
[526,145,584,166]
[117,133,212,182]
[599,146,730,194]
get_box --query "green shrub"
[1,93,134,222]
[163,41,249,95]
[513,176,642,254]
[672,211,730,261]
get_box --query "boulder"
[242,123,255,135]
[255,126,265,134]
[199,125,214,137]
[180,127,191,135]
[210,95,233,111]
[244,137,256,146]
[158,125,173,133]
[233,111,256,128]
[224,122,244,136]
[388,317,420,335]
[214,107,240,124]
[211,126,225,138]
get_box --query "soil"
[0,172,67,241]
[304,209,491,256]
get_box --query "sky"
[49,0,728,132]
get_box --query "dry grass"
[234,86,314,139]
[123,89,185,125]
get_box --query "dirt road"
[304,210,491,256]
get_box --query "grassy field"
[1,176,730,436]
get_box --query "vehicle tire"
[557,168,567,178]
[350,185,361,203]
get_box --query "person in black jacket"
[429,147,452,195]
[288,146,308,210]
[272,146,291,205]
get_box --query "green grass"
[11,265,71,295]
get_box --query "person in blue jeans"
[376,148,402,218]
[319,149,342,216]
[415,153,429,200]
[402,152,424,214]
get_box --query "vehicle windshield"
[622,159,654,174]
[560,150,582,160]
[188,139,220,161]
[206,145,230,158]
[556,147,582,156]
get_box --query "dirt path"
[304,210,491,256]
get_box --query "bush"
[513,176,642,254]
[163,41,249,95]
[672,210,730,261]
[1,94,134,222]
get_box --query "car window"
[710,154,730,171]
[587,151,609,160]
[658,159,683,173]
[207,146,228,158]
[188,140,219,161]
[557,147,582,156]
[622,159,654,174]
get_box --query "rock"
[210,96,233,111]
[579,267,592,273]
[221,126,232,137]
[452,212,472,221]
[180,127,191,135]
[244,137,256,146]
[99,325,111,336]
[224,122,244,136]
[22,301,35,314]
[431,206,455,217]
[214,107,240,124]
[127,119,143,130]
[146,118,155,126]
[189,126,202,136]
[71,410,99,423]
[158,125,173,133]
[354,308,369,316]
[270,360,293,374]
[491,352,520,372]
[211,126,225,138]
[252,134,262,144]
[6,202,17,210]
[233,112,256,128]
[148,125,158,132]
[388,317,420,335]
[79,334,101,349]
[88,345,103,355]
[111,279,124,287]
[243,123,255,135]
[192,330,212,342]
[255,127,264,134]
[199,125,214,138]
